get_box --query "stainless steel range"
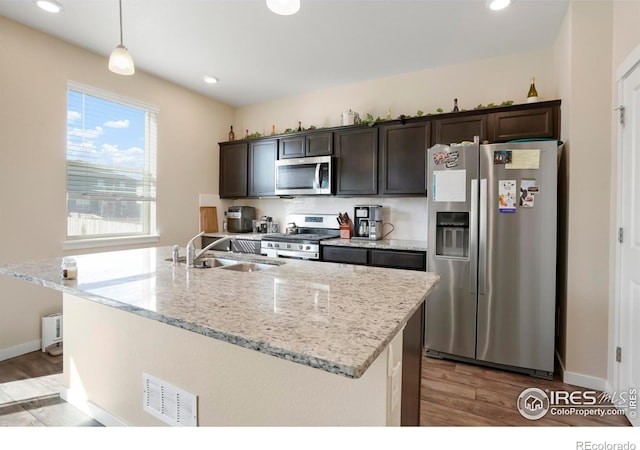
[260,213,339,260]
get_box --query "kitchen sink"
[194,257,240,269]
[166,255,277,271]
[218,262,275,272]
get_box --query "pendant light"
[488,0,511,11]
[108,0,135,75]
[266,0,300,16]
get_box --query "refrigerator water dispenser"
[435,212,469,258]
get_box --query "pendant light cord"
[118,0,124,46]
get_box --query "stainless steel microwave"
[274,156,333,196]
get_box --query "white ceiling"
[0,0,569,107]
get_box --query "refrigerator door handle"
[469,179,479,294]
[479,178,488,295]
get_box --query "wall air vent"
[143,373,198,427]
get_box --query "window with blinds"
[66,82,158,240]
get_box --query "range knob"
[267,243,273,248]
[286,244,291,249]
[298,244,303,250]
[305,245,311,250]
[274,243,280,248]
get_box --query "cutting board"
[199,207,218,233]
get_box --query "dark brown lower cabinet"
[321,246,426,271]
[370,249,426,271]
[321,246,368,265]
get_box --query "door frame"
[610,42,640,422]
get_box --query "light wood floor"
[0,350,631,426]
[0,349,101,427]
[420,355,631,426]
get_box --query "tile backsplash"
[215,196,428,240]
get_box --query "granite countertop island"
[0,246,438,426]
[0,247,436,379]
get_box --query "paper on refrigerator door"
[433,170,466,202]
[498,180,517,213]
[506,149,540,169]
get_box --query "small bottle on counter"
[271,125,276,135]
[297,121,302,132]
[452,98,459,112]
[228,125,235,141]
[223,211,228,232]
[60,257,77,280]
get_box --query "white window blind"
[66,81,158,240]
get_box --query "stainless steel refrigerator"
[425,140,560,379]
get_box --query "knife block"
[340,224,352,239]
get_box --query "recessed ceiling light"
[203,76,219,84]
[488,0,511,11]
[36,0,63,13]
[266,0,300,16]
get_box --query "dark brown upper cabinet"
[490,105,559,142]
[279,132,333,159]
[219,100,560,199]
[335,127,379,196]
[379,122,431,195]
[433,114,488,145]
[248,139,277,197]
[219,142,248,198]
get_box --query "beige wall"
[553,1,572,372]
[236,49,558,136]
[612,1,640,70]
[561,1,613,382]
[0,17,233,354]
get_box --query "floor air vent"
[143,373,198,427]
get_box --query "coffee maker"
[353,205,383,240]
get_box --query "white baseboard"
[60,387,128,427]
[562,370,607,391]
[556,349,607,391]
[0,340,41,362]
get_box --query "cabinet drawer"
[321,246,368,265]
[370,250,426,271]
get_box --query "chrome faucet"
[186,231,235,267]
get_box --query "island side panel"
[62,293,398,426]
[401,301,424,426]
